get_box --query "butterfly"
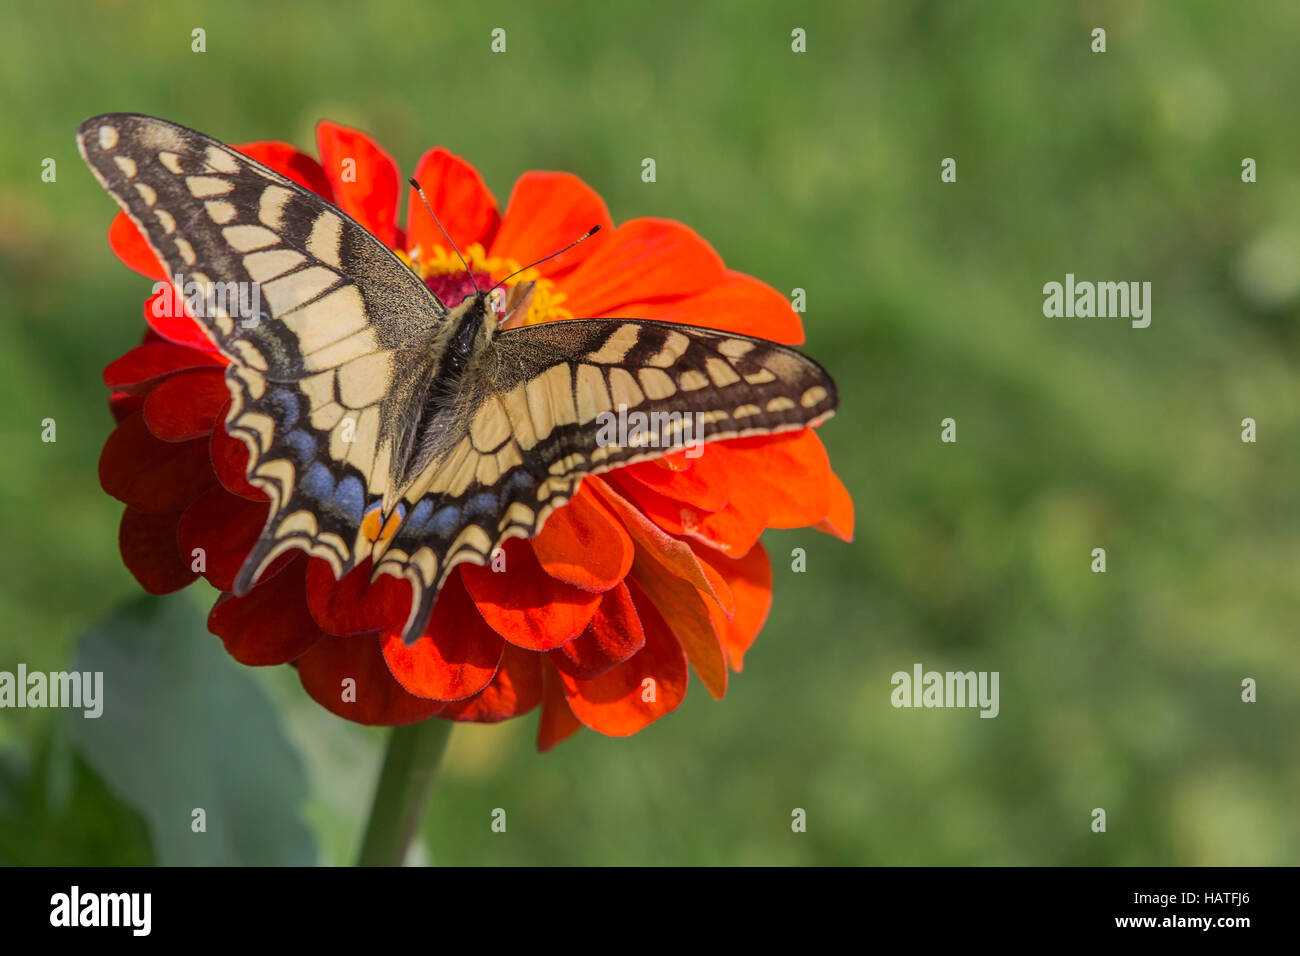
[78,113,839,644]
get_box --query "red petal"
[208,556,323,666]
[489,171,613,279]
[381,573,504,701]
[405,147,500,257]
[559,218,724,317]
[109,390,145,423]
[438,644,543,723]
[460,539,602,650]
[305,558,410,636]
[297,633,446,726]
[141,370,229,442]
[233,141,334,198]
[698,544,772,671]
[549,583,645,680]
[531,484,632,592]
[559,582,689,736]
[209,416,266,501]
[103,342,225,393]
[142,285,219,352]
[108,211,166,280]
[100,412,215,513]
[315,121,400,246]
[177,485,269,591]
[537,664,583,751]
[622,270,805,344]
[118,507,197,594]
[817,468,855,541]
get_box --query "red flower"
[100,121,854,749]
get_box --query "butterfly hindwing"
[374,319,837,642]
[77,113,448,588]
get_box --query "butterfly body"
[78,113,839,644]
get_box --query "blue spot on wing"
[430,506,461,537]
[464,491,499,520]
[282,429,316,464]
[404,499,433,536]
[301,462,334,502]
[332,476,365,522]
[267,388,301,429]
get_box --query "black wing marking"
[374,318,838,643]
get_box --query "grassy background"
[1,0,1298,864]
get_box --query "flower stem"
[356,718,454,866]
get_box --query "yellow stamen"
[406,242,573,326]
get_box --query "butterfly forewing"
[77,113,448,587]
[373,319,837,642]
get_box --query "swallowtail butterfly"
[78,113,839,644]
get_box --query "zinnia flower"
[99,120,854,749]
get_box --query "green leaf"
[67,593,316,865]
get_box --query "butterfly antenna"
[408,177,480,294]
[488,225,602,294]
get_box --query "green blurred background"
[2,0,1298,865]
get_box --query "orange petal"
[406,147,500,256]
[588,477,729,611]
[438,643,543,723]
[559,218,724,318]
[108,211,166,280]
[608,472,766,559]
[623,270,805,344]
[549,583,645,679]
[460,538,602,650]
[715,432,832,529]
[381,573,504,701]
[537,663,583,751]
[315,120,401,246]
[489,171,613,279]
[531,484,632,592]
[620,455,729,513]
[559,582,689,735]
[627,545,728,700]
[296,633,446,725]
[817,468,855,541]
[142,286,218,352]
[697,544,772,672]
[233,141,334,198]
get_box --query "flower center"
[402,242,573,324]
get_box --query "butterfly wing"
[77,113,446,590]
[375,318,838,642]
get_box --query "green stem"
[356,718,454,866]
